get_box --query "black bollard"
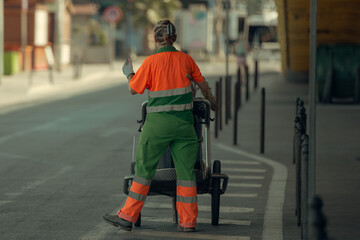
[228,76,232,120]
[225,76,229,125]
[233,81,239,145]
[219,77,223,130]
[237,67,242,110]
[260,88,265,153]
[301,134,309,239]
[246,68,249,101]
[225,75,232,124]
[254,60,258,90]
[309,196,329,240]
[215,81,219,138]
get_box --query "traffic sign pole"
[103,6,122,70]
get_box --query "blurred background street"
[1,0,359,240]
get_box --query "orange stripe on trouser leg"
[130,181,150,195]
[177,186,198,227]
[177,202,198,228]
[117,181,150,223]
[118,197,144,223]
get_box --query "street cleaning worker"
[103,20,218,232]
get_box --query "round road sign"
[103,6,122,24]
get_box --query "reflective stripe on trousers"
[118,176,151,223]
[177,180,198,228]
[117,113,199,226]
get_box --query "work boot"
[177,225,196,232]
[103,214,132,231]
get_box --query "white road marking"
[0,166,73,208]
[119,230,250,240]
[0,117,69,145]
[143,202,254,213]
[215,143,287,240]
[221,159,261,165]
[0,200,12,207]
[198,193,258,198]
[101,127,133,138]
[228,183,262,188]
[229,175,265,180]
[142,216,251,226]
[0,152,28,159]
[223,167,266,173]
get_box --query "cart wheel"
[135,212,141,227]
[211,160,221,225]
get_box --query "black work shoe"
[103,214,132,231]
[177,225,196,232]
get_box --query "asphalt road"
[0,77,276,240]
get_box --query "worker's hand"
[122,58,135,79]
[202,88,219,112]
[186,73,193,81]
[193,77,219,112]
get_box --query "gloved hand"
[122,58,134,79]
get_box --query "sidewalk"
[213,60,360,240]
[1,58,359,240]
[0,62,129,113]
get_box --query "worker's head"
[154,20,177,46]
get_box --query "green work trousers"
[135,112,199,181]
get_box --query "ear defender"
[163,24,173,35]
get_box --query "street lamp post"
[21,0,28,72]
[307,0,318,239]
[224,0,230,78]
[125,0,133,57]
[55,0,64,71]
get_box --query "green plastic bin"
[4,51,20,75]
[317,44,360,101]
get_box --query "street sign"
[103,6,122,24]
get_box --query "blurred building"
[3,0,74,74]
[71,2,112,64]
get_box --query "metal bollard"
[246,67,249,101]
[245,64,249,91]
[219,77,223,130]
[228,76,232,119]
[309,196,329,240]
[301,134,309,239]
[254,60,258,90]
[293,98,301,164]
[225,75,232,124]
[233,81,239,145]
[215,81,219,138]
[237,67,242,110]
[225,76,229,125]
[260,88,265,154]
[295,120,305,226]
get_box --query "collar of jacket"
[156,45,178,53]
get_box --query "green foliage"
[119,0,182,27]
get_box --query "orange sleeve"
[187,55,204,83]
[129,57,152,94]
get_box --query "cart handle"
[211,173,229,194]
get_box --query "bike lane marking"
[215,143,288,240]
